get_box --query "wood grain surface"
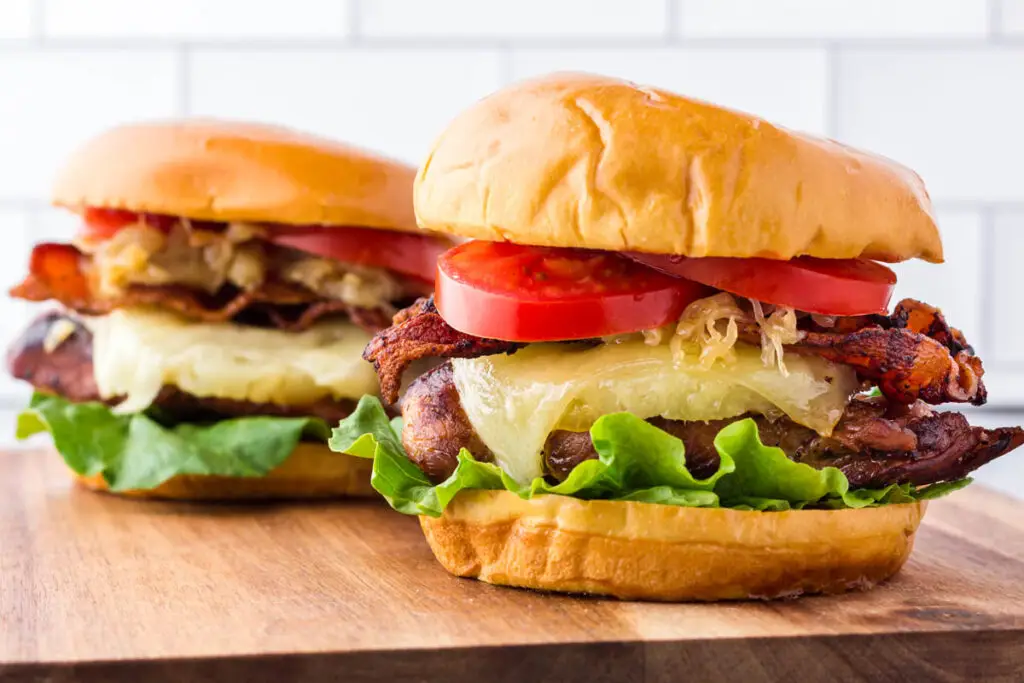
[1,449,1022,683]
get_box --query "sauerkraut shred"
[643,293,803,376]
[751,299,802,376]
[77,217,404,312]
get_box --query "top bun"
[54,120,418,231]
[415,73,943,262]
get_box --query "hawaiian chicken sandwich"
[331,73,1024,600]
[9,120,450,499]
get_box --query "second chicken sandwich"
[9,120,450,499]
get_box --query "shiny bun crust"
[73,443,375,501]
[53,120,419,232]
[415,72,943,263]
[420,490,925,601]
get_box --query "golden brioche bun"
[420,490,925,601]
[415,72,942,263]
[73,442,375,501]
[54,119,418,231]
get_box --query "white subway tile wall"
[992,212,1024,366]
[1001,0,1024,34]
[188,49,503,163]
[0,211,32,399]
[835,48,1024,203]
[43,0,352,39]
[892,210,983,354]
[0,50,181,201]
[678,0,989,38]
[0,0,35,40]
[361,0,669,38]
[2,0,1022,413]
[510,48,829,134]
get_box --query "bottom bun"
[73,443,375,501]
[420,490,926,601]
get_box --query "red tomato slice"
[267,226,449,284]
[80,208,145,239]
[435,241,709,342]
[80,209,186,239]
[625,254,896,316]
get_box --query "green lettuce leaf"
[18,392,330,491]
[911,478,972,499]
[510,413,734,501]
[713,418,851,505]
[330,396,970,517]
[329,396,504,515]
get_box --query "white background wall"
[1,0,1023,492]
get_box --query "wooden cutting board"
[1,449,1022,683]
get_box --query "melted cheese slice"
[89,308,379,413]
[451,340,859,484]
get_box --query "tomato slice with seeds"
[626,254,897,316]
[435,241,709,342]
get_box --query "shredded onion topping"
[751,299,802,376]
[644,293,803,375]
[76,217,403,311]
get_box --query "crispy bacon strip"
[789,326,985,406]
[10,243,389,333]
[264,301,392,333]
[891,299,972,355]
[363,297,521,404]
[11,244,93,310]
[776,299,985,406]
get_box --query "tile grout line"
[988,0,1003,39]
[665,0,681,44]
[348,0,362,44]
[31,0,46,43]
[1,37,1022,52]
[934,200,1024,211]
